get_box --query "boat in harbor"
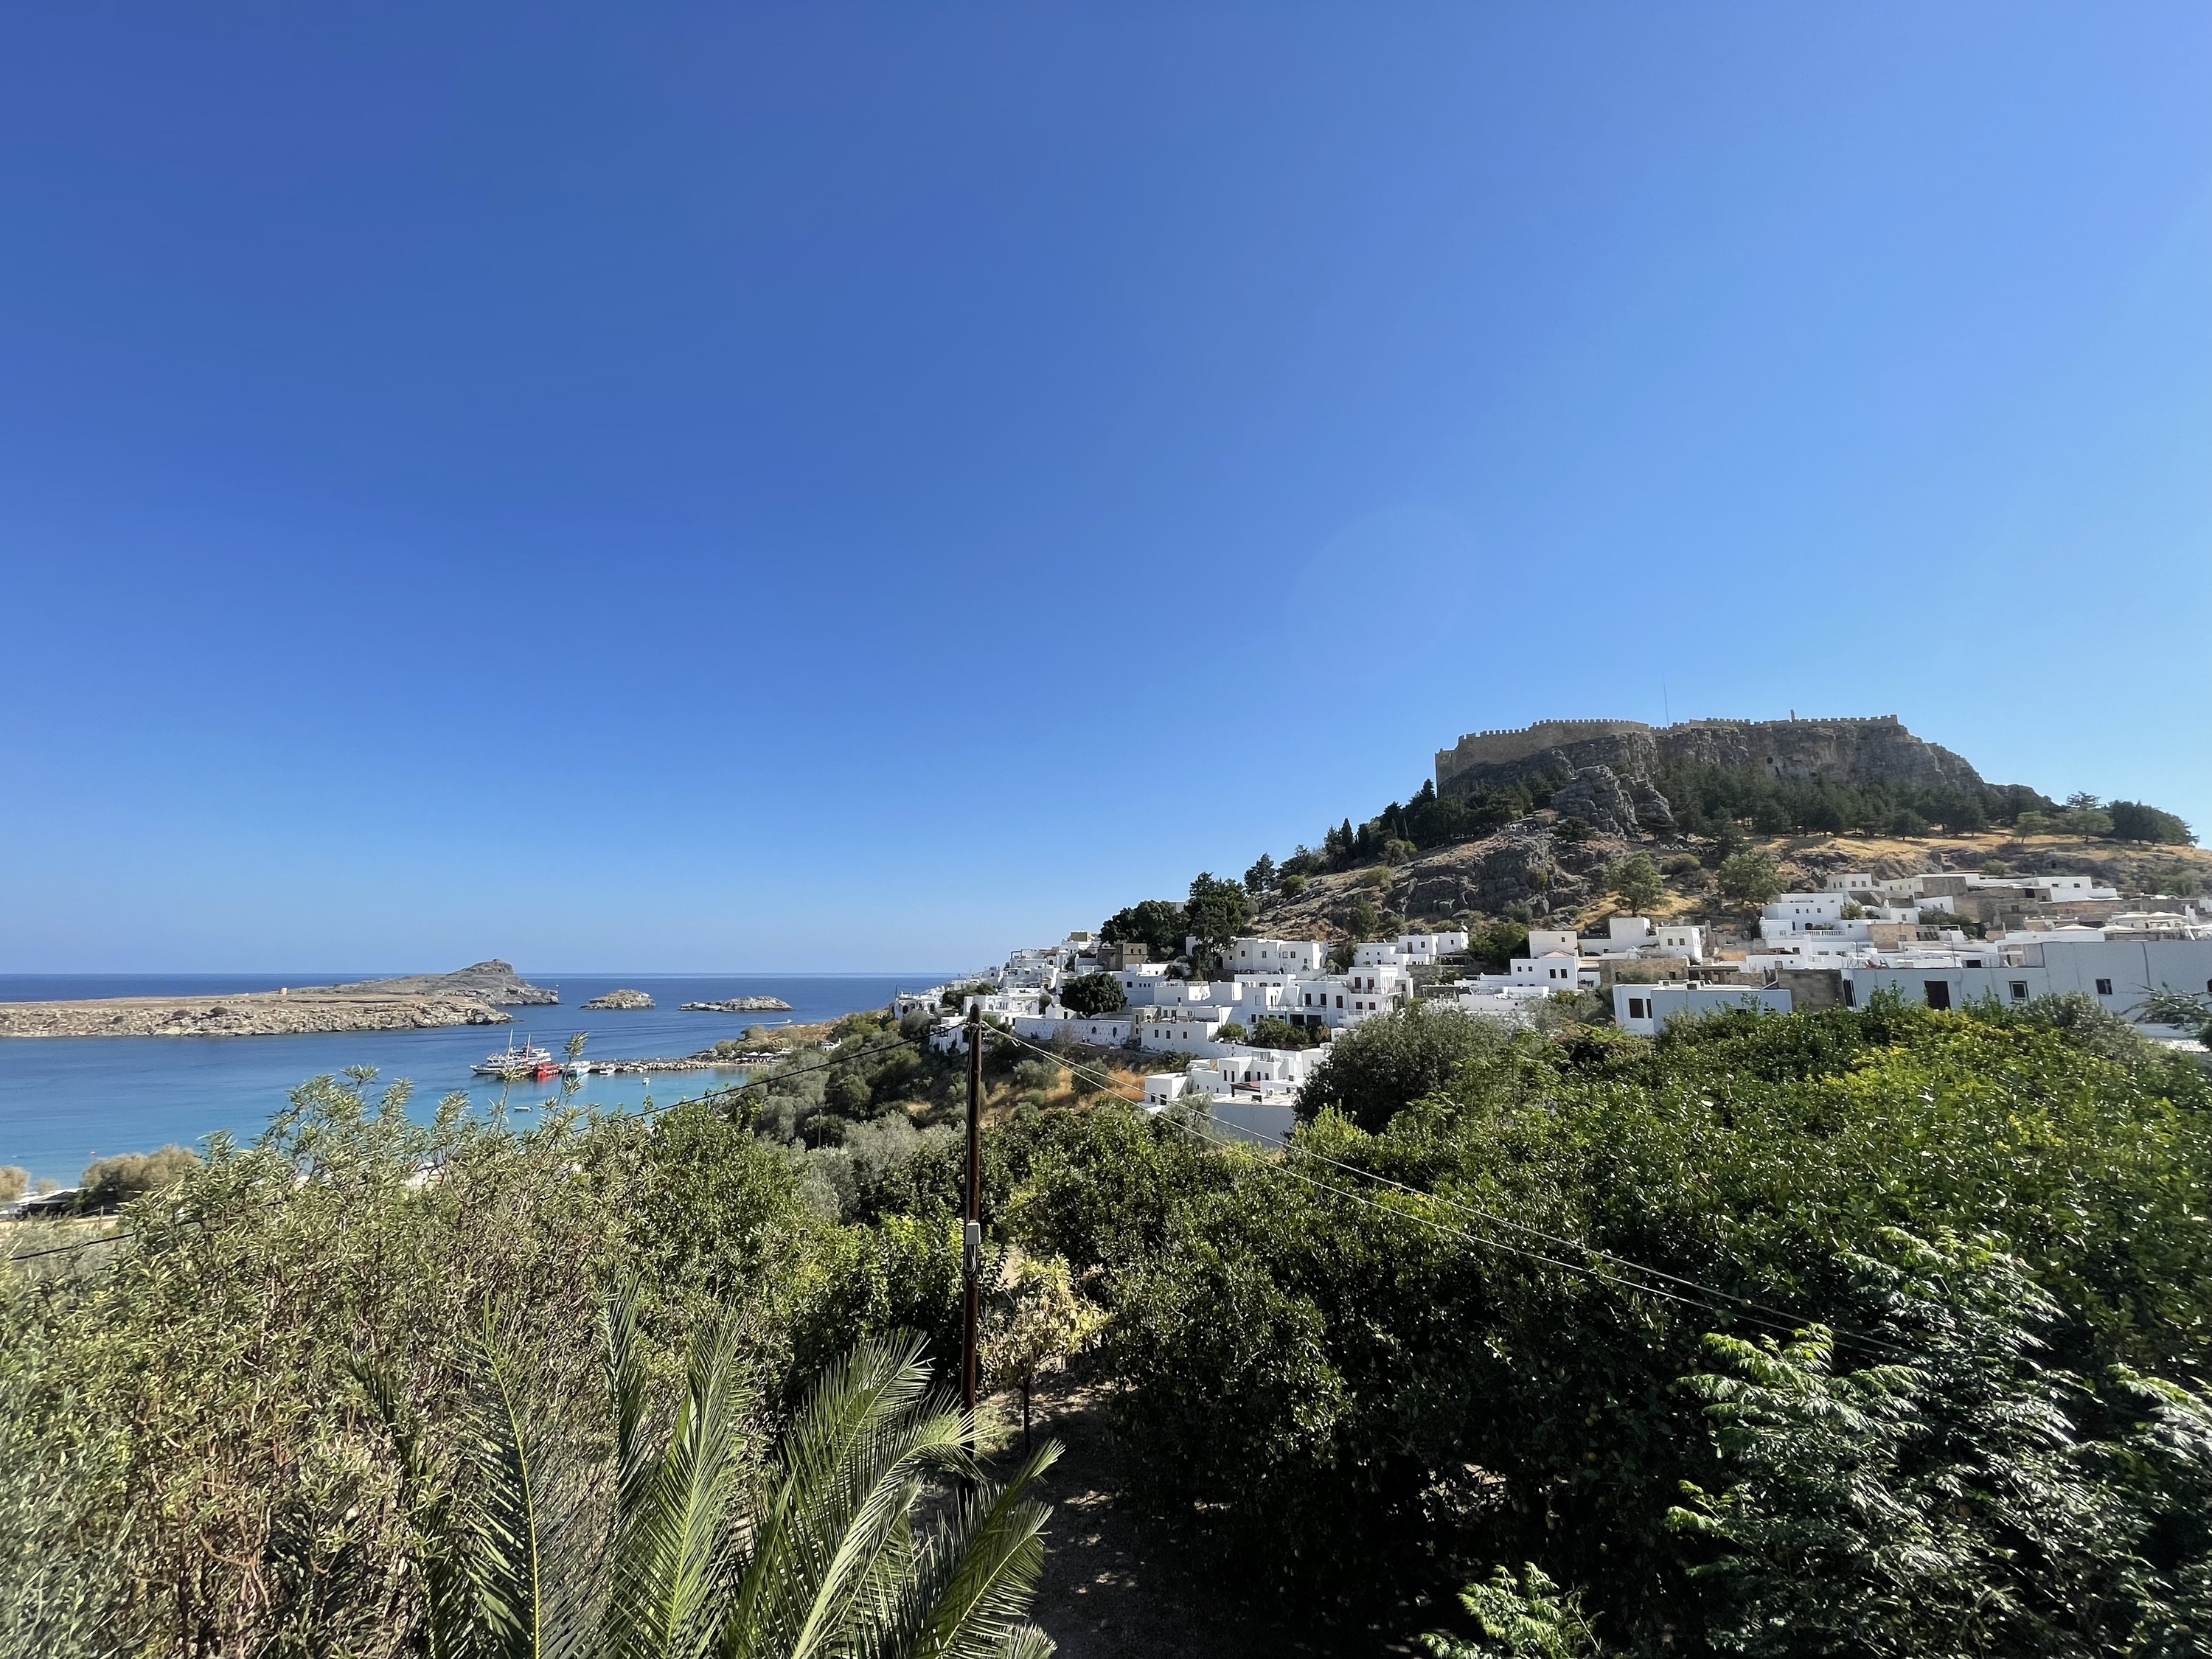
[472,1035,558,1079]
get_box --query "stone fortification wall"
[1434,719,1652,781]
[1436,714,1985,798]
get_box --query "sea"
[0,973,950,1186]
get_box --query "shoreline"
[0,959,557,1040]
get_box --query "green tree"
[376,1296,1060,1659]
[1057,973,1126,1018]
[1604,854,1663,913]
[1715,848,1784,908]
[1244,853,1279,893]
[1670,1231,2212,1658]
[1295,1003,1521,1133]
[1099,900,1185,957]
[2109,801,2195,845]
[1468,920,1531,972]
[1184,873,1252,959]
[983,1255,1102,1452]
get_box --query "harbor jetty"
[576,1044,785,1077]
[0,960,557,1039]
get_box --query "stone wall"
[1435,715,1986,799]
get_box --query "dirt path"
[1012,1361,1259,1659]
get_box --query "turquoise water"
[0,973,946,1185]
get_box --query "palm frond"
[891,1439,1061,1659]
[468,1317,594,1659]
[607,1302,756,1659]
[724,1334,973,1659]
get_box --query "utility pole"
[961,1003,983,1430]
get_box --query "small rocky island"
[679,996,793,1012]
[0,959,557,1038]
[580,989,655,1011]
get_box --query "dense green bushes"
[0,1072,981,1654]
[7,996,2209,1655]
[983,1000,2212,1649]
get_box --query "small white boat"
[473,1035,558,1078]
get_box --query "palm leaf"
[723,1334,973,1659]
[467,1315,594,1659]
[606,1298,756,1659]
[891,1439,1061,1659]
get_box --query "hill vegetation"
[3,737,2208,1655]
[4,990,2209,1655]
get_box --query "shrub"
[1250,1017,1318,1051]
[1381,838,1418,866]
[1011,1057,1063,1095]
[77,1145,198,1209]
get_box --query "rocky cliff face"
[1262,818,1634,936]
[1436,716,1984,799]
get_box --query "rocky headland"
[0,961,557,1038]
[678,997,793,1012]
[580,990,655,1011]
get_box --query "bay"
[0,972,950,1185]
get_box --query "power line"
[982,1024,1914,1357]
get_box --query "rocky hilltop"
[324,959,559,1006]
[1435,715,1984,799]
[0,961,557,1038]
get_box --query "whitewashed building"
[1613,984,1793,1035]
[1222,937,1329,975]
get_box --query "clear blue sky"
[2,5,2207,973]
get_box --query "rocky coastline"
[0,960,557,1039]
[678,997,793,1012]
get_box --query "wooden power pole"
[961,1003,983,1426]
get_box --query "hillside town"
[897,869,2212,1116]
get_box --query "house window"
[2096,978,2113,997]
[1335,995,1343,1009]
[2008,981,2029,1002]
[1627,998,1649,1020]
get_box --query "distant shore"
[0,959,555,1039]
